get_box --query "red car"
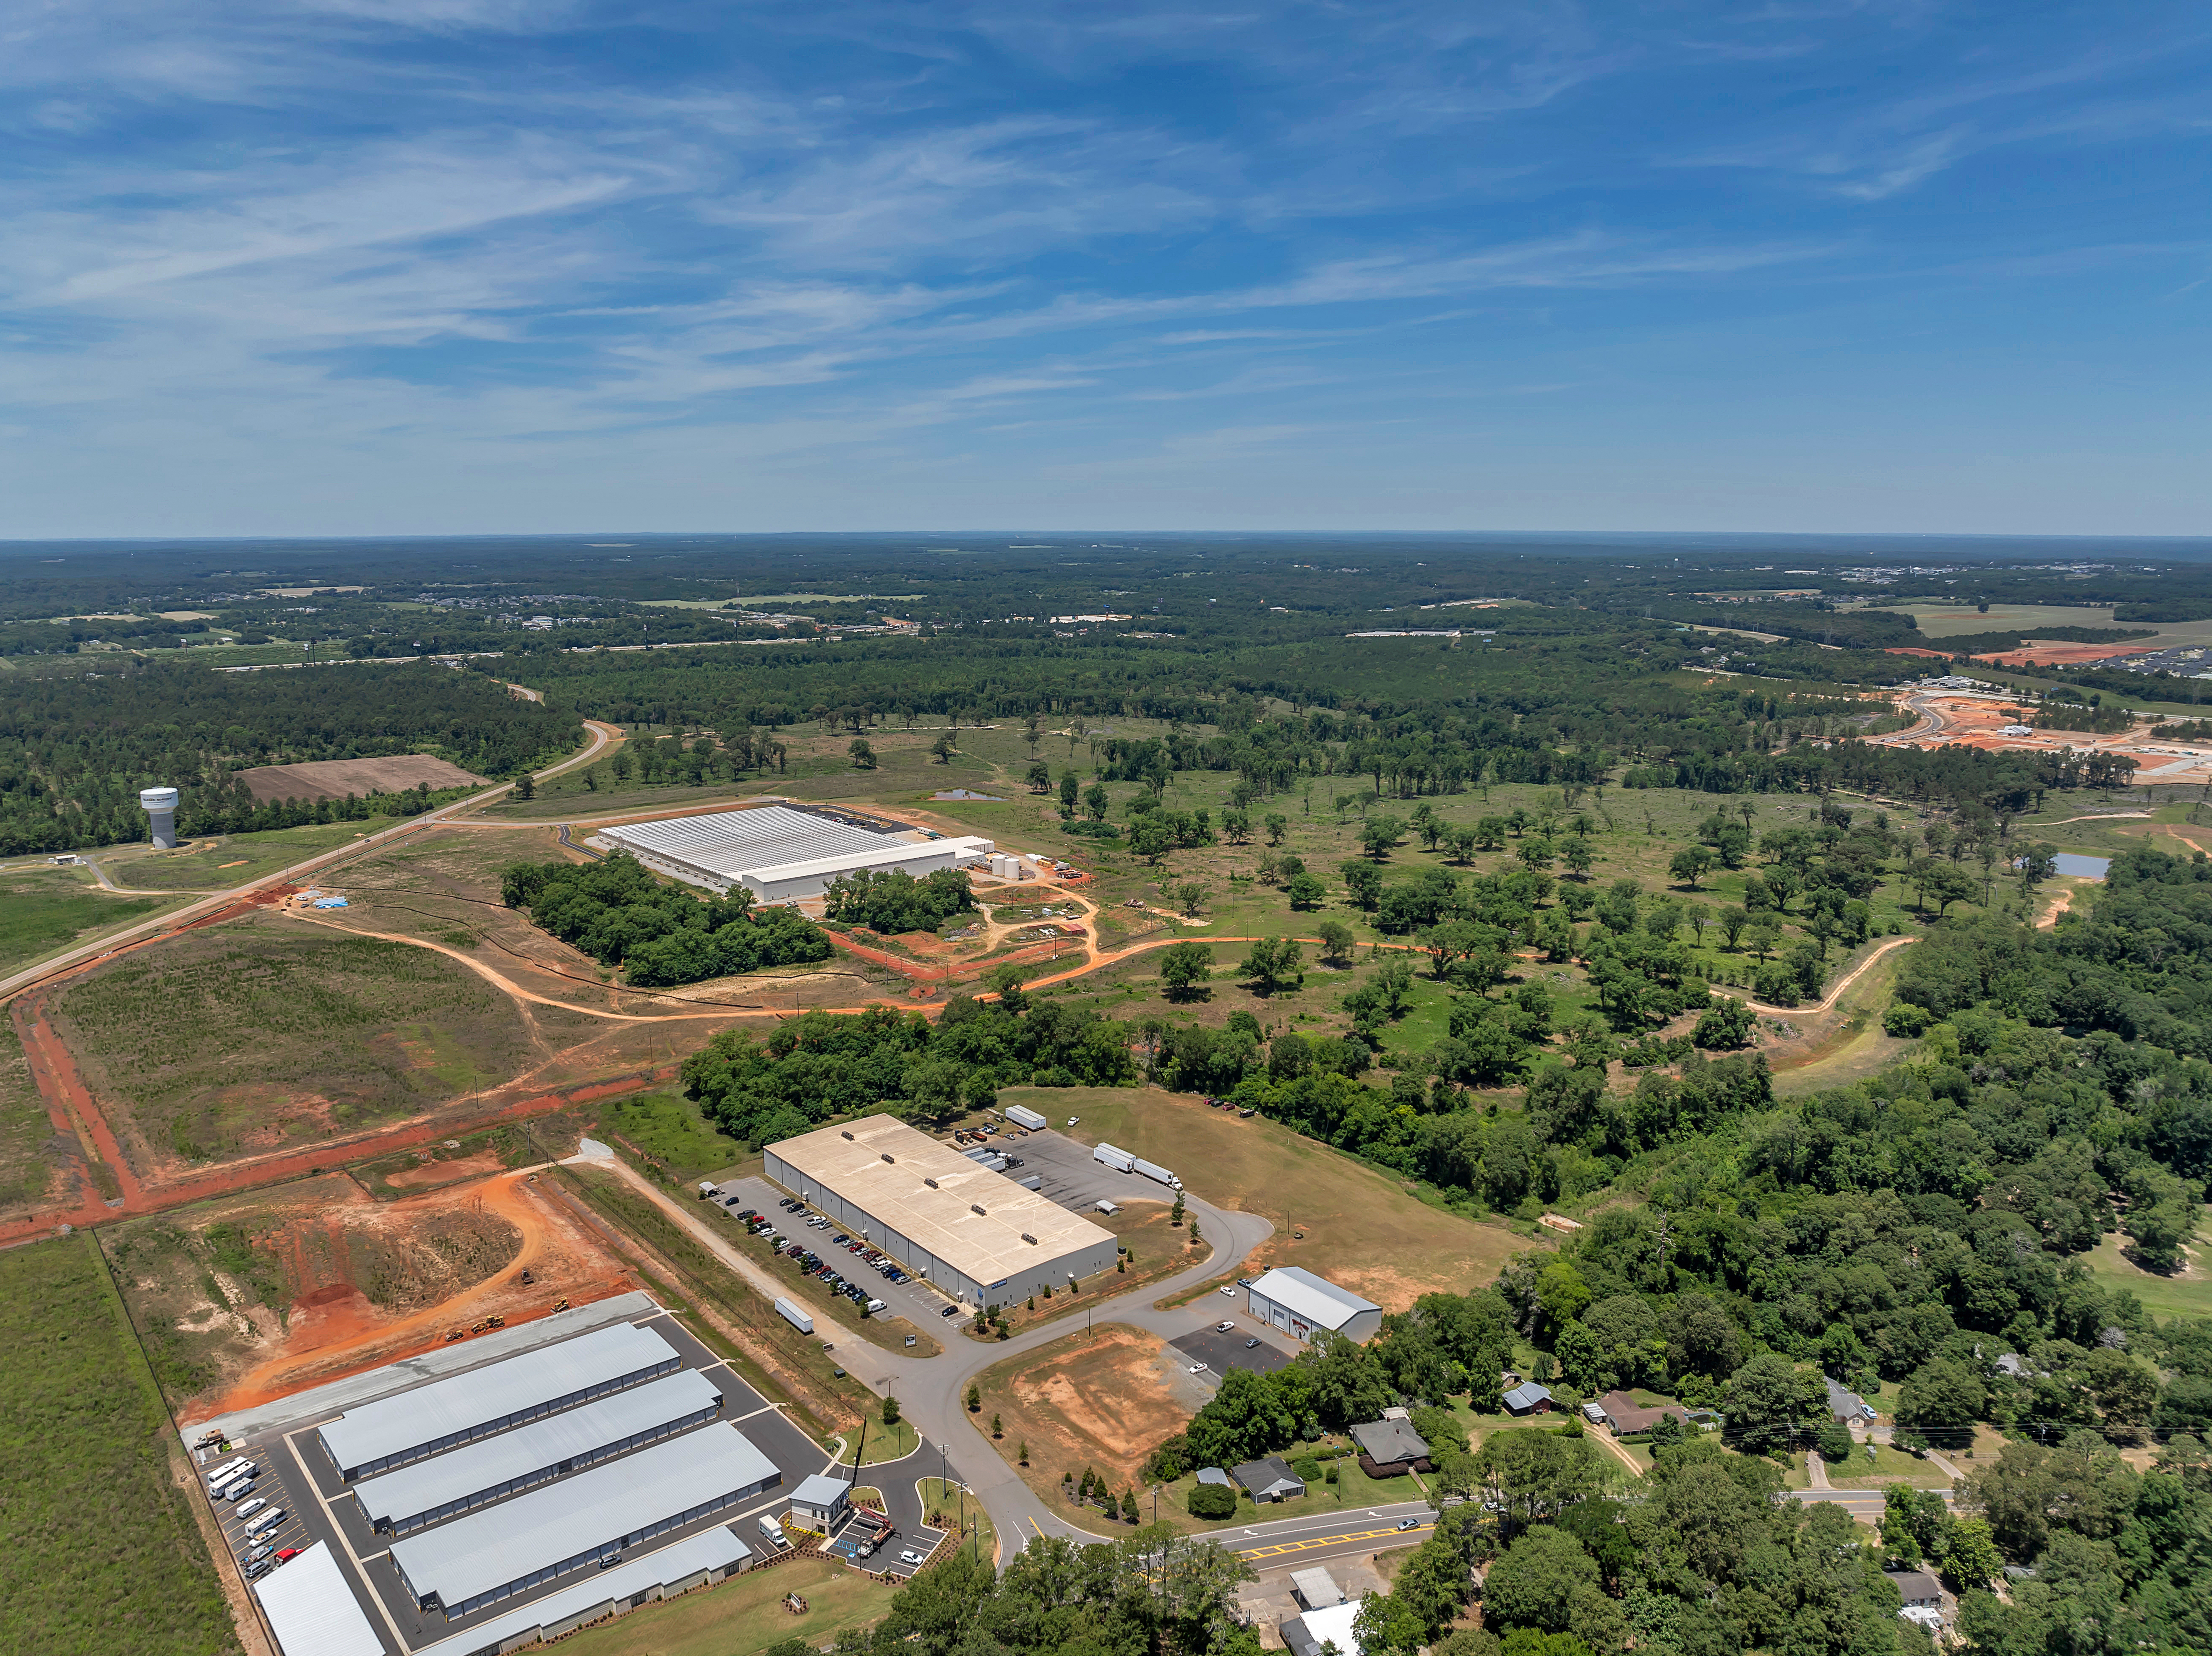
[276,1549,303,1562]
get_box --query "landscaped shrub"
[1187,1483,1238,1519]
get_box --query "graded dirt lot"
[975,1324,1199,1496]
[235,752,485,805]
[108,1159,638,1423]
[1004,1085,1531,1308]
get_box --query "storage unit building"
[350,1369,723,1535]
[388,1424,780,1620]
[317,1321,681,1481]
[253,1543,384,1656]
[412,1528,748,1656]
[598,805,992,903]
[1244,1267,1383,1344]
[764,1117,1119,1309]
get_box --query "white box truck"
[758,1515,789,1549]
[1093,1143,1136,1174]
[1003,1104,1047,1131]
[773,1297,814,1335]
[1132,1158,1183,1193]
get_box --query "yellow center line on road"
[1238,1522,1431,1558]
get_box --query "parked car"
[900,1549,925,1566]
[1215,1321,1235,1333]
[245,1559,274,1581]
[276,1549,302,1561]
[941,1304,960,1318]
[1188,1362,1208,1374]
[243,1545,274,1565]
[1245,1338,1262,1349]
[1218,1286,1237,1297]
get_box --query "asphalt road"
[0,711,618,1005]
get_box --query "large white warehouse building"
[1245,1267,1383,1344]
[599,805,993,903]
[764,1117,1119,1308]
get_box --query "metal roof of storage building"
[769,1116,1114,1287]
[317,1321,676,1476]
[1247,1267,1380,1330]
[388,1424,777,1613]
[414,1528,747,1656]
[600,806,895,879]
[254,1542,387,1656]
[350,1369,722,1530]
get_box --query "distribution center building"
[1245,1267,1383,1344]
[764,1116,1120,1307]
[598,805,994,903]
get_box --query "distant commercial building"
[1244,1267,1382,1344]
[599,805,991,904]
[764,1117,1119,1308]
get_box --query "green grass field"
[550,1552,894,1656]
[97,815,410,891]
[2083,1217,2212,1319]
[0,1234,241,1656]
[0,865,180,977]
[52,917,538,1166]
[595,1091,752,1184]
[0,1029,61,1216]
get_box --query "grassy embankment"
[0,862,182,978]
[550,1553,895,1656]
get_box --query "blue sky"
[3,1,2207,536]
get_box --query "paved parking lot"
[204,1452,313,1588]
[986,1126,1183,1213]
[706,1174,970,1333]
[1170,1325,1296,1378]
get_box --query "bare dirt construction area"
[46,912,542,1178]
[975,1325,1198,1500]
[109,1163,638,1423]
[1006,1085,1531,1309]
[1972,641,2160,667]
[235,752,485,805]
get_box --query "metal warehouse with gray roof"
[387,1423,780,1619]
[598,804,993,903]
[349,1367,724,1535]
[316,1320,680,1480]
[765,1116,1119,1307]
[1244,1267,1382,1343]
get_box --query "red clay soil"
[1972,641,2162,667]
[235,754,485,806]
[0,1036,680,1249]
[185,1169,637,1423]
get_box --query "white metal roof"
[388,1424,777,1609]
[600,806,898,879]
[1247,1267,1379,1330]
[350,1369,722,1527]
[789,1473,850,1508]
[1286,1600,1366,1656]
[740,838,989,890]
[770,1116,1115,1287]
[254,1542,386,1656]
[318,1321,675,1473]
[412,1528,746,1656]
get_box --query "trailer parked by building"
[1093,1143,1136,1174]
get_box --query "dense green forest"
[500,853,830,987]
[0,660,580,853]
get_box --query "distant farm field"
[1003,1084,1534,1307]
[50,916,538,1172]
[0,1235,241,1656]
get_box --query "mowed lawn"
[2083,1215,2212,1319]
[552,1552,894,1656]
[0,865,180,978]
[0,1234,240,1656]
[1000,1085,1534,1309]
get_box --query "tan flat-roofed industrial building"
[764,1117,1119,1308]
